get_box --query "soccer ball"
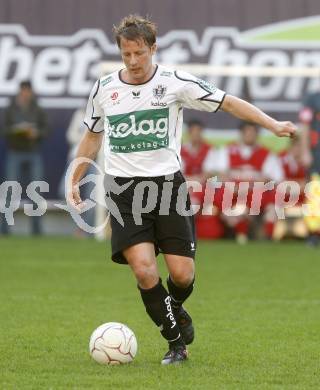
[89,322,137,365]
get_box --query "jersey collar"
[118,64,158,86]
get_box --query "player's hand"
[271,121,297,138]
[26,127,39,139]
[67,184,85,212]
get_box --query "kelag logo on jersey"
[107,108,169,153]
[0,16,320,111]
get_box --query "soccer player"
[68,15,296,364]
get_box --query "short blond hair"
[113,14,157,48]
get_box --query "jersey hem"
[84,122,104,133]
[214,92,227,112]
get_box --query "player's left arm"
[221,95,297,138]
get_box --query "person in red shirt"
[181,119,213,182]
[206,121,283,243]
[181,119,224,239]
[273,137,308,240]
[279,136,306,202]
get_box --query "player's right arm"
[68,80,105,210]
[68,131,103,210]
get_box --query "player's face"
[119,37,156,83]
[241,125,258,146]
[188,125,203,145]
[18,86,33,105]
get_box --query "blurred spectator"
[299,92,320,246]
[207,122,283,243]
[181,119,214,183]
[273,136,308,240]
[181,119,224,239]
[64,108,87,164]
[59,107,96,235]
[1,80,49,235]
[279,136,306,196]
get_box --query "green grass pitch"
[0,237,319,389]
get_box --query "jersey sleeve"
[175,70,226,112]
[84,79,104,133]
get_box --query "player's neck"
[121,64,157,85]
[190,141,202,151]
[241,142,256,148]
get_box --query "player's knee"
[132,260,159,289]
[170,264,195,288]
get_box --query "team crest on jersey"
[153,84,166,99]
[151,84,167,107]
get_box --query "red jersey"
[279,150,306,181]
[227,143,270,181]
[181,142,211,175]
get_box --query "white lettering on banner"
[0,37,33,94]
[208,39,248,95]
[33,48,71,95]
[248,51,289,99]
[69,41,102,95]
[0,33,103,98]
[0,16,320,109]
[285,51,320,100]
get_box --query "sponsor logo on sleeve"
[101,76,113,86]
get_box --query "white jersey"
[84,64,226,177]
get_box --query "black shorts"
[105,171,196,264]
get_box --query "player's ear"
[150,44,157,55]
